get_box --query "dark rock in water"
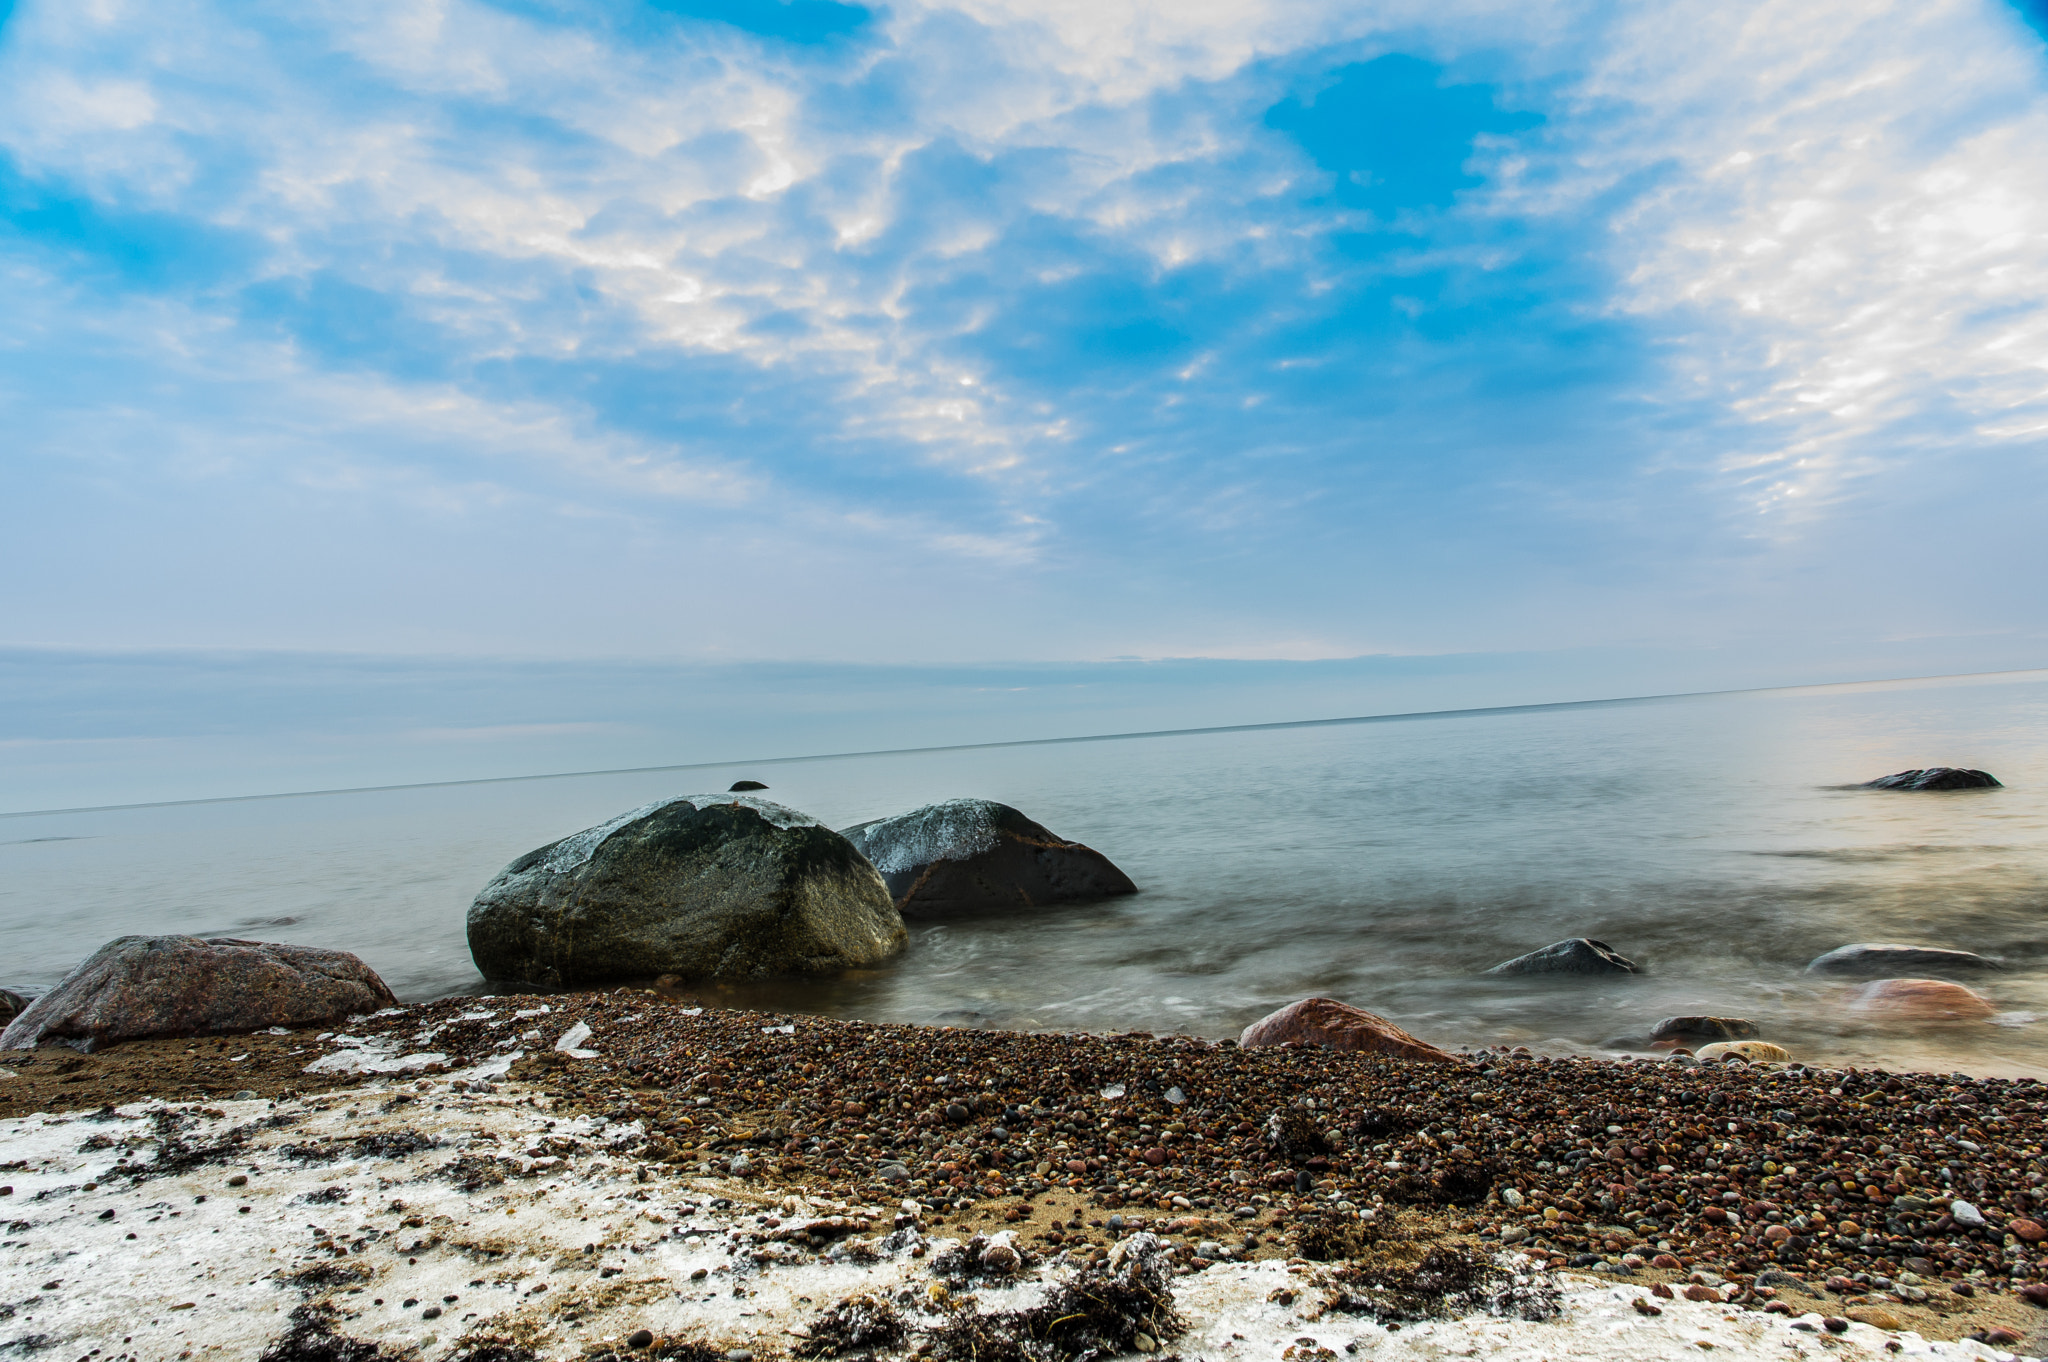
[1649,1016,1760,1041]
[838,799,1135,917]
[1806,943,2001,976]
[468,793,904,987]
[729,780,769,792]
[1862,768,2001,791]
[0,936,396,1053]
[1485,938,1638,976]
[0,989,29,1025]
[1238,996,1456,1062]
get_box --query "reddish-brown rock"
[0,935,398,1053]
[1848,978,1996,1021]
[1237,997,1456,1062]
[2012,1218,2048,1244]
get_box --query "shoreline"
[4,992,2048,1359]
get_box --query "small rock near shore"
[0,935,397,1053]
[1848,977,1996,1021]
[1648,1016,1759,1041]
[728,780,769,791]
[839,799,1135,917]
[1862,767,2001,791]
[0,989,30,1025]
[1694,1040,1791,1063]
[1806,943,2001,975]
[1485,938,1639,976]
[467,794,905,988]
[1237,996,1457,1062]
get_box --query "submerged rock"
[1485,938,1639,976]
[1806,943,2001,976]
[1237,996,1456,1062]
[467,794,905,987]
[1862,768,2002,791]
[839,799,1136,917]
[0,935,397,1053]
[1648,1016,1759,1042]
[1848,978,1996,1021]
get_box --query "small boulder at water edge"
[0,988,30,1025]
[1847,977,1996,1021]
[1237,996,1456,1062]
[1806,943,2001,975]
[467,794,905,988]
[1648,1015,1759,1042]
[728,780,769,791]
[1485,937,1639,976]
[1695,1040,1791,1063]
[1862,767,2001,791]
[838,798,1136,916]
[0,935,397,1053]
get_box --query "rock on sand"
[1806,943,2001,975]
[0,935,396,1053]
[1237,996,1456,1062]
[839,799,1136,917]
[1847,978,1997,1021]
[467,794,905,988]
[1694,1040,1791,1063]
[1485,938,1639,976]
[1861,768,2001,790]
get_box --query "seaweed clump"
[928,1232,1183,1362]
[1323,1245,1558,1325]
[796,1292,910,1357]
[1292,1209,1394,1263]
[257,1303,404,1361]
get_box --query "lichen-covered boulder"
[0,936,396,1053]
[1485,938,1638,976]
[1862,768,2001,791]
[1806,943,2001,976]
[468,794,904,987]
[1238,996,1455,1062]
[838,799,1136,917]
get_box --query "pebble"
[627,1329,655,1349]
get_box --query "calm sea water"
[5,672,2047,1076]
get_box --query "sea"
[5,670,2047,1077]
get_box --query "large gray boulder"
[0,935,397,1053]
[1806,943,2002,975]
[1485,937,1639,976]
[467,794,905,987]
[838,799,1136,917]
[1862,768,2001,791]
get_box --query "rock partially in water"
[0,935,397,1053]
[1695,1040,1790,1063]
[729,780,769,791]
[1806,943,2002,976]
[1848,977,1996,1021]
[1237,996,1456,1062]
[1485,938,1638,976]
[1862,767,2002,791]
[839,799,1136,917]
[0,988,29,1025]
[467,794,905,987]
[1648,1016,1759,1041]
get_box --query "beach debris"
[466,795,905,988]
[838,799,1136,917]
[1806,943,2002,975]
[1861,767,2002,790]
[1484,938,1639,976]
[927,1232,1182,1362]
[1321,1244,1560,1324]
[1848,978,1997,1021]
[0,934,397,1053]
[1237,997,1456,1062]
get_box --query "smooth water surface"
[5,673,2047,1075]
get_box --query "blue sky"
[4,0,2048,798]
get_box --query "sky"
[4,0,2048,802]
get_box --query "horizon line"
[3,663,2042,820]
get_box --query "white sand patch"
[0,1082,2026,1362]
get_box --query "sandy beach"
[4,992,2048,1360]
